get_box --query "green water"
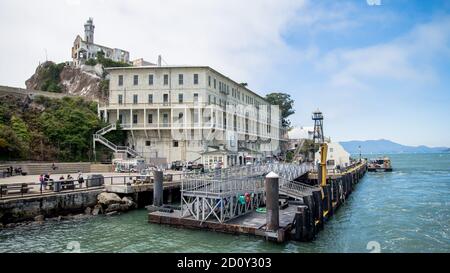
[1,153,449,253]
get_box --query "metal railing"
[96,123,117,135]
[182,176,265,196]
[0,174,182,200]
[181,162,312,197]
[93,134,142,158]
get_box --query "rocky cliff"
[25,61,107,101]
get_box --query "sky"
[0,0,449,147]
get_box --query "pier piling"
[265,172,280,232]
[153,170,163,207]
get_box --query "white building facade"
[315,142,351,170]
[97,66,282,168]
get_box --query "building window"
[173,141,179,147]
[194,74,199,85]
[330,148,334,153]
[193,93,198,103]
[178,113,184,122]
[133,94,138,104]
[163,113,169,126]
[133,75,138,86]
[214,79,216,89]
[208,76,211,87]
[148,74,153,85]
[163,94,169,105]
[133,114,138,124]
[208,95,211,105]
[163,74,169,85]
[148,114,153,123]
[118,94,123,104]
[145,141,151,146]
[118,75,123,86]
[148,94,153,104]
[178,93,183,103]
[178,74,183,85]
[118,114,123,124]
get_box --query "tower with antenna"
[84,17,95,44]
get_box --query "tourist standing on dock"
[39,174,45,191]
[77,171,84,188]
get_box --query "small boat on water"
[368,157,393,172]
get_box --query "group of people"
[39,171,85,191]
[4,166,26,176]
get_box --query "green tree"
[265,93,295,128]
[38,97,102,161]
[0,124,26,159]
[11,115,30,143]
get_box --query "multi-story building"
[72,18,130,67]
[96,65,282,168]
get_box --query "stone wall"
[0,189,102,224]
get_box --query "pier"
[148,161,368,242]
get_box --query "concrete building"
[96,65,282,168]
[314,142,350,170]
[71,18,130,67]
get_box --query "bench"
[0,183,32,197]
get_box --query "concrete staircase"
[93,124,142,158]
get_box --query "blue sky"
[0,0,449,147]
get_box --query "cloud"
[0,0,307,88]
[313,17,450,90]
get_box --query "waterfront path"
[0,170,183,200]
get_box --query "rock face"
[92,204,103,216]
[34,215,45,222]
[25,61,55,90]
[97,192,122,206]
[59,65,103,100]
[25,61,105,101]
[96,193,136,215]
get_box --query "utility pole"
[359,145,361,162]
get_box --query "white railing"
[96,123,117,135]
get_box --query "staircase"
[292,139,306,161]
[279,179,319,200]
[93,124,142,158]
[96,123,117,135]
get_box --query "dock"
[148,161,368,243]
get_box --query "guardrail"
[182,176,265,196]
[0,173,184,200]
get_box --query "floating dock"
[148,161,367,243]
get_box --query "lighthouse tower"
[84,17,95,44]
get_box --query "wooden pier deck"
[149,205,298,242]
[148,161,368,243]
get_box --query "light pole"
[359,145,362,162]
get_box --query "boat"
[368,157,393,172]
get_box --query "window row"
[117,93,199,104]
[118,73,199,86]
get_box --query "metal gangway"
[180,163,318,223]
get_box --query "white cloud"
[313,17,450,90]
[0,0,306,88]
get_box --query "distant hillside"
[339,139,449,154]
